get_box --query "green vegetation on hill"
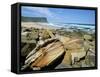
[22,16,48,22]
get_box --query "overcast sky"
[21,6,95,24]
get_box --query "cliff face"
[21,16,48,23]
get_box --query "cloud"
[22,6,53,17]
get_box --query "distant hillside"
[21,16,48,23]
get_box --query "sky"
[21,6,95,24]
